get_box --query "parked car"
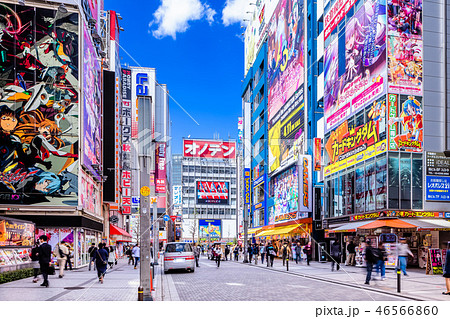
[163,242,195,273]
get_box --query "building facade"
[180,139,237,243]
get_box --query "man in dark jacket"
[346,241,356,266]
[266,242,276,267]
[88,243,97,270]
[331,240,341,271]
[38,235,52,287]
[303,242,312,265]
[364,240,377,285]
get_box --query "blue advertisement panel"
[198,219,221,239]
[426,176,450,201]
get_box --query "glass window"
[183,165,189,172]
[355,165,365,213]
[208,167,213,174]
[376,156,387,210]
[344,170,354,215]
[400,153,411,209]
[189,166,195,173]
[219,167,225,174]
[195,166,201,173]
[412,154,423,209]
[388,153,400,209]
[213,167,218,174]
[225,168,230,174]
[365,160,375,211]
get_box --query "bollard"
[150,267,154,291]
[138,286,143,301]
[286,258,289,271]
[397,269,401,293]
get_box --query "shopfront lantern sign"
[244,168,251,205]
[298,155,312,212]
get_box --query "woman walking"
[94,243,109,283]
[108,246,116,269]
[443,245,450,295]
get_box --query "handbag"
[97,250,107,265]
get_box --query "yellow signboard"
[140,186,150,197]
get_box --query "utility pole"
[137,96,153,301]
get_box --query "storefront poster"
[314,138,322,171]
[426,152,450,177]
[79,170,101,217]
[0,218,35,247]
[267,0,305,121]
[426,176,450,201]
[0,5,79,205]
[198,219,221,239]
[387,95,423,152]
[272,165,298,224]
[387,0,422,39]
[324,0,358,40]
[324,0,387,133]
[428,248,443,275]
[387,36,422,95]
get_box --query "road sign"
[163,215,170,222]
[150,197,157,204]
[140,186,150,196]
[170,215,177,222]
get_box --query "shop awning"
[255,224,303,237]
[400,218,450,231]
[247,227,263,235]
[110,224,132,242]
[328,220,373,233]
[357,219,417,230]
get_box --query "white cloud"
[150,0,217,39]
[222,0,251,26]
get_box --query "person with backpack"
[260,243,266,264]
[364,240,377,285]
[281,241,291,266]
[54,241,69,278]
[330,240,341,271]
[88,243,97,271]
[266,241,276,267]
[375,242,387,280]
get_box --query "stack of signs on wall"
[426,248,443,275]
[121,68,132,214]
[425,152,450,201]
[155,143,166,193]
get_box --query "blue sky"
[105,0,251,154]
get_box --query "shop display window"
[355,165,365,214]
[412,154,423,209]
[400,153,412,209]
[344,170,354,215]
[388,153,400,209]
[376,155,387,210]
[365,160,376,212]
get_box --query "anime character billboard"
[324,0,387,133]
[267,0,304,122]
[0,4,79,205]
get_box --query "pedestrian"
[225,245,230,261]
[295,242,302,264]
[125,245,133,265]
[88,243,97,271]
[397,238,413,276]
[260,243,266,264]
[375,242,386,280]
[37,235,52,287]
[248,244,253,263]
[201,245,205,255]
[233,245,239,261]
[31,242,40,283]
[281,241,291,266]
[330,240,341,271]
[132,243,141,269]
[443,245,450,295]
[291,242,297,261]
[94,243,109,283]
[54,241,69,278]
[253,244,259,265]
[346,241,356,266]
[364,240,377,285]
[194,245,200,267]
[64,243,73,271]
[266,241,276,267]
[303,241,312,265]
[108,246,116,268]
[215,244,223,268]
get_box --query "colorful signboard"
[0,5,79,206]
[426,176,450,202]
[387,94,422,152]
[349,210,445,221]
[324,0,358,40]
[426,152,450,177]
[0,217,35,247]
[121,68,133,214]
[183,140,236,159]
[298,155,312,212]
[268,89,305,173]
[267,0,305,121]
[244,168,251,205]
[173,185,182,206]
[79,170,101,217]
[83,26,102,178]
[155,143,166,193]
[324,0,387,133]
[272,165,298,225]
[314,138,322,171]
[196,181,229,205]
[199,219,221,239]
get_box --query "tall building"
[180,139,237,243]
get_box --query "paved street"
[1,255,449,301]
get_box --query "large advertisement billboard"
[199,219,221,239]
[183,139,236,159]
[196,181,229,205]
[272,165,298,224]
[0,4,79,206]
[267,0,304,121]
[268,88,305,173]
[83,26,102,178]
[324,0,387,133]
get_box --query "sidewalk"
[242,256,449,301]
[0,258,141,301]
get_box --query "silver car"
[163,242,196,273]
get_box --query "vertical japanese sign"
[238,117,243,144]
[244,168,251,205]
[387,94,398,151]
[183,140,236,159]
[298,155,312,212]
[314,138,322,171]
[155,143,166,193]
[121,68,132,214]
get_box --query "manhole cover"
[64,287,85,290]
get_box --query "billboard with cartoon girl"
[324,0,387,133]
[0,4,79,206]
